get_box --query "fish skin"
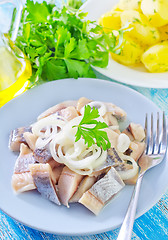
[91,148,132,178]
[14,144,36,174]
[107,148,133,171]
[29,163,61,205]
[79,167,125,215]
[9,126,32,152]
[33,146,52,164]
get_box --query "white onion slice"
[117,133,130,153]
[80,101,107,116]
[117,154,139,180]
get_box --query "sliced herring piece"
[107,148,131,171]
[58,166,83,207]
[129,141,145,161]
[91,148,132,177]
[122,127,135,141]
[14,144,35,174]
[123,123,145,142]
[76,97,92,112]
[103,112,119,127]
[23,132,37,151]
[104,102,127,121]
[52,165,64,184]
[33,145,52,163]
[12,172,36,193]
[92,148,139,184]
[29,163,61,205]
[105,128,119,149]
[47,158,61,169]
[9,126,32,152]
[69,176,96,203]
[129,123,145,142]
[59,106,79,121]
[37,100,77,120]
[79,167,125,215]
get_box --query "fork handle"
[117,174,144,240]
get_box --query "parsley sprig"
[73,105,111,151]
[15,0,123,87]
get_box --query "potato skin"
[141,42,168,73]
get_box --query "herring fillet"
[29,163,61,205]
[69,176,96,203]
[12,172,36,193]
[59,106,79,121]
[33,146,53,163]
[9,126,32,152]
[58,166,83,207]
[23,132,37,151]
[79,167,125,215]
[37,100,77,120]
[14,143,35,173]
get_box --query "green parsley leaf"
[73,105,111,151]
[42,59,68,81]
[26,0,50,23]
[15,0,123,87]
[66,0,85,10]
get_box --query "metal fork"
[117,112,167,240]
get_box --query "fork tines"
[145,112,167,155]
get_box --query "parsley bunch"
[67,0,85,9]
[15,0,122,87]
[74,105,111,151]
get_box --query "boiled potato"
[99,11,122,33]
[141,42,168,72]
[141,0,168,27]
[121,10,160,46]
[159,25,168,41]
[118,0,142,11]
[111,36,144,65]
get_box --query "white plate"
[82,0,168,88]
[0,78,167,235]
